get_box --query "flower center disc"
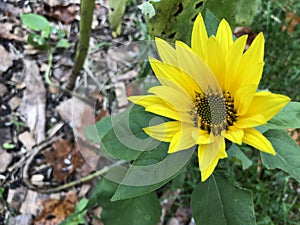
[194,90,236,135]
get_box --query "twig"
[27,160,127,193]
[8,134,62,175]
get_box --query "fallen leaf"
[8,96,21,111]
[0,45,14,74]
[18,131,36,150]
[282,11,300,33]
[19,60,46,143]
[56,98,100,171]
[0,83,7,97]
[51,5,79,24]
[43,139,85,183]
[0,147,13,173]
[0,23,26,42]
[44,139,73,183]
[34,191,77,225]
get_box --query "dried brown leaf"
[44,139,73,183]
[34,191,77,225]
[282,11,300,33]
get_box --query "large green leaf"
[146,0,260,44]
[94,105,167,160]
[261,129,300,183]
[111,145,195,201]
[147,0,204,44]
[89,178,161,225]
[191,173,256,225]
[258,102,300,133]
[227,143,253,170]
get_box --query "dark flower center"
[194,90,237,135]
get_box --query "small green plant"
[20,13,71,50]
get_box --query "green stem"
[68,0,96,90]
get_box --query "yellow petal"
[148,86,193,111]
[218,142,228,159]
[200,155,219,182]
[244,32,265,64]
[155,37,177,65]
[216,18,233,53]
[128,95,163,108]
[205,36,226,88]
[168,126,197,153]
[234,33,265,91]
[223,126,244,145]
[234,84,257,116]
[245,91,290,121]
[191,129,212,144]
[175,41,221,92]
[128,95,192,123]
[143,121,182,142]
[149,57,201,99]
[243,128,276,155]
[198,136,224,172]
[236,114,267,128]
[198,136,225,181]
[224,35,248,91]
[146,104,192,123]
[191,13,208,60]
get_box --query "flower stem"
[68,0,96,90]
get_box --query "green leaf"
[56,38,72,48]
[227,143,253,170]
[203,9,219,36]
[108,0,128,36]
[27,33,48,49]
[259,102,300,133]
[111,145,194,201]
[147,0,204,44]
[84,124,101,144]
[191,173,256,225]
[261,129,300,183]
[95,105,167,160]
[205,0,261,28]
[20,13,50,31]
[90,178,161,225]
[146,0,259,44]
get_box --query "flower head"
[128,14,290,181]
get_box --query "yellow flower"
[128,14,290,181]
